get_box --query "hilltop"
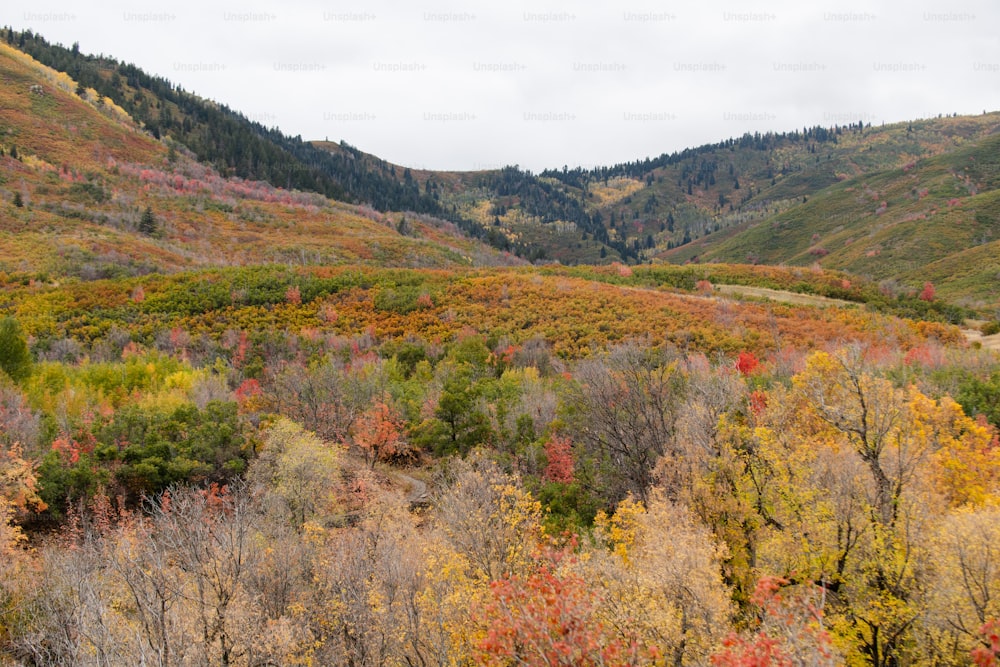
[433,114,1000,308]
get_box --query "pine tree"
[12,192,23,208]
[0,317,32,383]
[139,205,157,235]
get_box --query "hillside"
[1,28,501,245]
[688,126,1000,308]
[0,41,517,280]
[9,26,998,310]
[321,111,1000,311]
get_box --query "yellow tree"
[777,348,957,666]
[588,490,733,666]
[924,506,1000,665]
[0,496,32,653]
[418,455,544,663]
[248,418,342,529]
[792,348,907,528]
[918,394,1000,507]
[308,492,427,666]
[0,423,46,649]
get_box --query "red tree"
[919,282,936,301]
[735,351,760,376]
[353,400,406,467]
[973,619,1000,667]
[542,435,575,484]
[476,546,647,666]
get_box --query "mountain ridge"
[3,28,998,310]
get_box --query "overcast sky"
[9,0,1000,172]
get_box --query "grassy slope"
[698,130,1000,307]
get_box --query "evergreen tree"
[12,191,23,208]
[0,317,32,383]
[139,205,157,235]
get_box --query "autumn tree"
[433,454,542,582]
[924,507,1000,663]
[735,350,760,376]
[792,347,906,527]
[589,490,733,665]
[150,483,259,666]
[0,440,46,517]
[418,456,544,662]
[711,576,840,667]
[766,347,966,666]
[310,493,425,666]
[265,355,382,442]
[105,508,186,665]
[475,545,646,667]
[248,418,342,529]
[352,399,409,467]
[567,342,687,505]
[12,530,116,664]
[666,361,762,606]
[542,433,574,483]
[973,620,1000,667]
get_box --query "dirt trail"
[962,328,1000,351]
[714,284,859,308]
[716,284,999,349]
[394,471,430,507]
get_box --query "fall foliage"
[2,29,1000,667]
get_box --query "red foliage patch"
[543,435,575,484]
[735,351,760,376]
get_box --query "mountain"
[312,105,1000,310]
[0,37,518,280]
[0,28,498,240]
[427,114,1000,309]
[4,27,998,311]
